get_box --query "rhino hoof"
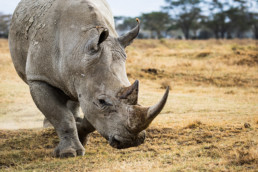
[76,149,85,156]
[43,118,53,128]
[54,147,85,158]
[60,148,76,158]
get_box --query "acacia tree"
[203,0,232,39]
[203,0,258,39]
[140,12,171,39]
[227,7,251,38]
[164,0,201,39]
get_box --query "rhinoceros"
[9,0,169,158]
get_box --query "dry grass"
[126,39,258,88]
[0,38,257,171]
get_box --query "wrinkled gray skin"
[9,0,169,158]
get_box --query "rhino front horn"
[118,18,140,47]
[127,87,169,133]
[147,87,169,121]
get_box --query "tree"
[164,0,202,39]
[0,13,12,38]
[140,12,171,39]
[203,0,256,39]
[204,0,231,39]
[227,7,250,38]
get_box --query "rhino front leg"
[43,100,80,128]
[29,81,85,158]
[44,100,96,146]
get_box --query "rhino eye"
[89,45,99,54]
[99,99,113,106]
[84,40,100,55]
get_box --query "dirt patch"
[141,68,159,75]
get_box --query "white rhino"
[9,0,169,158]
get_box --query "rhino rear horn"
[118,18,140,47]
[118,80,139,105]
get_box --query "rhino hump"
[9,0,118,97]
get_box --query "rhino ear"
[118,18,140,48]
[98,29,109,45]
[85,28,109,53]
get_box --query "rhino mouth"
[108,131,146,149]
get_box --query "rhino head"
[75,19,169,149]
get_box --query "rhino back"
[9,0,117,97]
[9,0,56,82]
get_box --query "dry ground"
[0,39,257,171]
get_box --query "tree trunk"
[184,29,190,40]
[221,31,225,39]
[213,30,219,39]
[157,31,162,39]
[254,25,258,40]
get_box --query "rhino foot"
[54,144,85,158]
[43,118,53,128]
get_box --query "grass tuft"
[228,148,258,166]
[196,51,211,58]
[185,120,203,129]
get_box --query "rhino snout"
[108,131,146,149]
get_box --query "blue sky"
[0,0,166,16]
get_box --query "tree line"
[115,0,258,39]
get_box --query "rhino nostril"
[112,137,120,145]
[109,136,121,148]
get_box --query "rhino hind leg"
[43,100,81,128]
[77,117,95,146]
[29,81,85,158]
[67,100,81,121]
[43,118,53,128]
[66,100,96,146]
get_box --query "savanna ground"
[0,38,257,171]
